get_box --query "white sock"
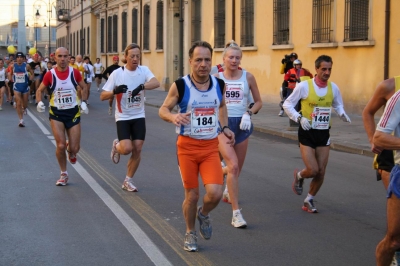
[233,209,241,216]
[224,185,228,192]
[61,171,68,175]
[125,176,132,180]
[297,171,303,180]
[305,193,314,201]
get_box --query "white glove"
[341,113,351,123]
[36,101,45,112]
[300,117,311,130]
[81,101,89,114]
[240,113,251,131]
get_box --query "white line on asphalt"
[27,110,51,135]
[30,111,172,266]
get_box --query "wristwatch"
[297,115,302,123]
[247,110,253,116]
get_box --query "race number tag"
[311,107,331,130]
[15,73,25,83]
[225,82,244,105]
[54,89,75,109]
[125,91,142,109]
[191,107,217,135]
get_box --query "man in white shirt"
[100,43,160,192]
[283,55,351,213]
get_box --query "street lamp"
[33,0,56,57]
[26,16,47,49]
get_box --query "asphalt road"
[0,91,386,266]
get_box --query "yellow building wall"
[203,0,399,113]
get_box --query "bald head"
[76,55,82,63]
[55,47,70,71]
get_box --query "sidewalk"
[144,88,374,157]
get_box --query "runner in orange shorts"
[159,41,234,252]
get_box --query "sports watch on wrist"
[247,110,253,116]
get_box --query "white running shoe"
[232,211,247,228]
[56,173,69,186]
[111,139,120,164]
[122,178,138,192]
[278,110,284,117]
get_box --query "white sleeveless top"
[50,67,78,110]
[218,70,250,117]
[176,75,223,140]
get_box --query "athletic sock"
[61,171,68,175]
[305,193,314,202]
[233,209,241,216]
[297,171,303,180]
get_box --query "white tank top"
[176,75,222,140]
[218,70,250,117]
[50,67,78,110]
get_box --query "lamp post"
[25,15,47,49]
[33,0,55,56]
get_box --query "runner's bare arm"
[159,82,190,126]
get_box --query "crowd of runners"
[1,41,400,265]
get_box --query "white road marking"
[30,110,172,266]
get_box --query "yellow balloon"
[29,47,37,55]
[7,45,16,54]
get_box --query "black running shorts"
[298,127,330,149]
[116,118,146,141]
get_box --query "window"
[143,4,150,50]
[240,0,254,47]
[191,0,201,44]
[156,1,163,49]
[107,16,112,52]
[344,0,369,41]
[132,8,138,44]
[101,18,105,53]
[87,27,90,54]
[214,0,225,48]
[122,12,127,50]
[273,0,290,45]
[312,0,334,43]
[113,15,118,52]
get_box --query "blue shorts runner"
[227,117,253,145]
[387,164,400,199]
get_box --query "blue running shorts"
[387,164,400,199]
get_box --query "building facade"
[56,0,400,113]
[0,0,58,57]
